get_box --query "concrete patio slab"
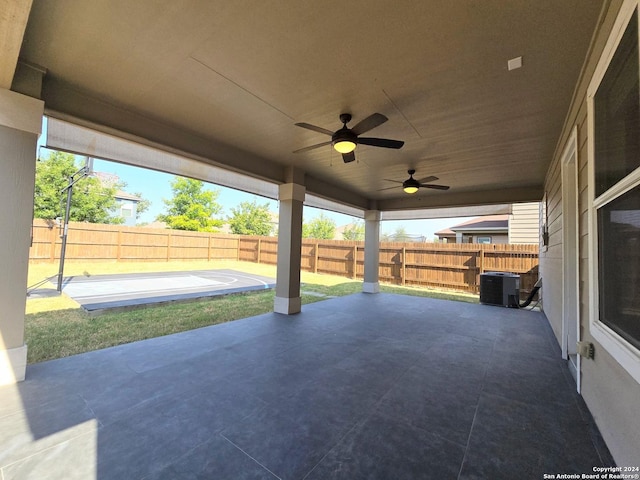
[0,293,615,479]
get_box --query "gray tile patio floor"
[0,293,614,479]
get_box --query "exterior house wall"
[117,198,138,226]
[508,202,540,244]
[469,233,508,244]
[540,0,640,465]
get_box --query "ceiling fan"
[381,169,450,194]
[293,113,404,163]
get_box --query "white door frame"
[561,126,581,392]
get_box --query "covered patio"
[1,294,612,479]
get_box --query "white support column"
[274,182,305,314]
[0,89,43,385]
[363,210,380,293]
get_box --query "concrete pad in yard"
[55,269,275,313]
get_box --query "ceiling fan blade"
[382,179,403,184]
[420,184,450,190]
[342,151,356,163]
[417,175,438,183]
[294,122,334,136]
[351,113,388,135]
[358,137,405,149]
[293,141,332,153]
[377,186,399,191]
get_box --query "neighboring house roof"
[145,221,168,229]
[115,190,141,202]
[93,172,141,202]
[435,215,509,236]
[93,171,119,186]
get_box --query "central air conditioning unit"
[480,272,520,307]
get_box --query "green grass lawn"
[25,260,478,364]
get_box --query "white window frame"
[587,0,640,383]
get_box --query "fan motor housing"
[332,127,357,145]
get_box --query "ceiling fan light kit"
[333,140,356,153]
[402,170,421,194]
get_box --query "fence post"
[257,238,261,263]
[236,238,241,261]
[314,242,319,274]
[207,234,212,262]
[352,245,357,279]
[402,246,406,286]
[117,228,122,261]
[166,231,171,262]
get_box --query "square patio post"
[274,181,305,314]
[363,210,380,293]
[0,89,43,384]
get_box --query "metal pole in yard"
[56,175,74,292]
[56,158,92,292]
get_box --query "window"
[477,236,492,244]
[594,11,640,196]
[597,187,640,350]
[120,203,134,218]
[588,1,640,381]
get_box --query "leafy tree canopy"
[392,226,411,241]
[133,193,151,220]
[157,176,224,231]
[342,221,365,240]
[302,213,336,240]
[228,199,273,236]
[34,151,125,224]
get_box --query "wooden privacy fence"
[30,219,539,295]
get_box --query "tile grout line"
[219,433,283,480]
[300,417,363,480]
[456,332,498,480]
[302,346,423,480]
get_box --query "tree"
[392,226,411,242]
[302,213,336,239]
[157,176,224,231]
[228,199,273,235]
[34,151,125,224]
[133,193,151,221]
[342,221,365,240]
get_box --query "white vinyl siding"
[508,202,540,244]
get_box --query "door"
[561,128,581,392]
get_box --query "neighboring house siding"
[540,0,640,466]
[470,233,508,244]
[508,202,540,244]
[117,199,137,226]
